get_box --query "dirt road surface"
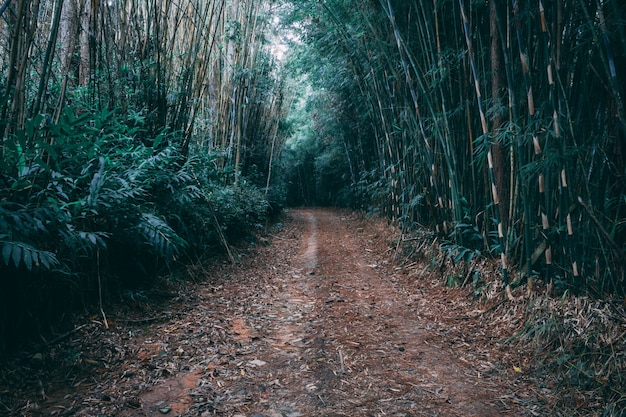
[0,209,540,416]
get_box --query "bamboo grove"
[281,0,626,296]
[0,0,289,355]
[1,0,625,355]
[0,0,288,175]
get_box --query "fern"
[0,203,62,272]
[440,240,481,265]
[0,239,59,271]
[60,226,109,255]
[137,213,187,260]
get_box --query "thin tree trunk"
[31,0,65,118]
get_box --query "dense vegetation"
[0,0,289,356]
[276,2,626,413]
[2,0,625,411]
[279,0,626,298]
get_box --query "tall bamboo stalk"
[459,0,509,284]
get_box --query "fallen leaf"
[248,359,267,367]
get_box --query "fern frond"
[60,224,109,255]
[137,213,187,260]
[0,241,59,271]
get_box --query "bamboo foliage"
[0,0,289,275]
[0,0,287,177]
[284,0,626,295]
[0,0,289,355]
[458,0,509,283]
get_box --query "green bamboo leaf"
[34,157,51,173]
[2,243,11,266]
[15,142,27,177]
[25,114,45,139]
[31,251,40,268]
[11,244,22,268]
[23,247,33,271]
[40,250,58,270]
[153,132,164,149]
[39,252,51,269]
[36,141,58,159]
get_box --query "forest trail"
[1,209,538,416]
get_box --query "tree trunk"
[490,0,507,227]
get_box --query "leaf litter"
[0,208,561,416]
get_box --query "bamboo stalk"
[381,0,447,230]
[459,0,509,284]
[30,0,64,119]
[509,0,537,283]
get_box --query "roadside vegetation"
[278,1,626,414]
[1,0,625,414]
[0,0,288,356]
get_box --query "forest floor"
[1,208,548,416]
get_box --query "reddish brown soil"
[0,208,541,416]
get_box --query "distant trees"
[280,0,626,296]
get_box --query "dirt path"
[0,209,539,416]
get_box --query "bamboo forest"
[1,0,625,415]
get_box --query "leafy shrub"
[0,104,271,357]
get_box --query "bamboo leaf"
[23,247,33,271]
[453,249,467,265]
[39,252,51,270]
[32,251,40,268]
[2,243,11,266]
[11,244,22,268]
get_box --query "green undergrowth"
[0,107,271,359]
